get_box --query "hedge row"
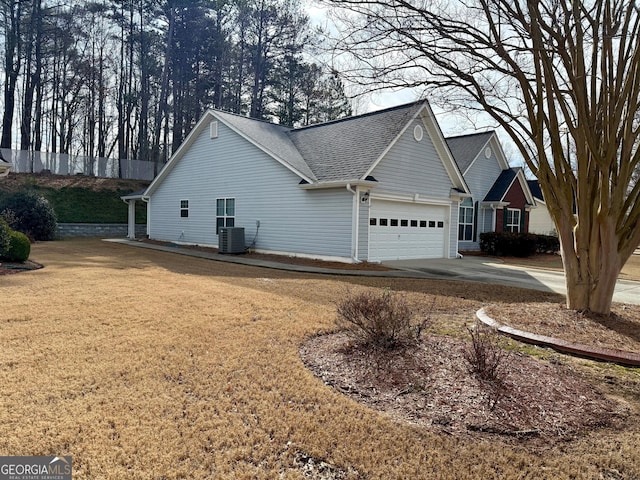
[480,232,560,257]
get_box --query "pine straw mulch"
[484,303,640,354]
[300,330,632,447]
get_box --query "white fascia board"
[490,134,510,170]
[480,201,509,208]
[514,169,536,205]
[298,179,378,190]
[370,191,453,206]
[421,106,471,195]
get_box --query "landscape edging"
[476,308,640,367]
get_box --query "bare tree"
[327,0,640,315]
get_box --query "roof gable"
[145,110,315,196]
[288,101,425,183]
[446,131,509,174]
[484,168,536,205]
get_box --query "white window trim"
[506,208,521,232]
[458,200,474,241]
[216,197,236,234]
[180,199,189,218]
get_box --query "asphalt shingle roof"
[288,102,425,182]
[527,179,543,201]
[484,168,518,202]
[446,132,494,173]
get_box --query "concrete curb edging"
[476,308,640,367]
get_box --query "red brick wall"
[496,179,530,232]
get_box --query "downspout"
[346,184,361,263]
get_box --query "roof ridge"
[445,131,495,140]
[211,108,293,130]
[292,100,426,132]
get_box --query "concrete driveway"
[384,256,640,305]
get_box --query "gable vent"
[210,121,218,139]
[413,124,424,141]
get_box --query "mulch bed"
[0,260,42,275]
[301,332,630,445]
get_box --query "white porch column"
[127,200,136,239]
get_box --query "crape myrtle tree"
[327,0,640,315]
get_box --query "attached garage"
[368,200,449,261]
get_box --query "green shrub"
[0,191,57,241]
[480,232,538,257]
[534,234,560,254]
[336,289,428,349]
[0,217,10,253]
[0,230,30,262]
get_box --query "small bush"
[480,232,537,257]
[0,191,57,241]
[336,289,427,350]
[0,229,30,262]
[463,322,509,382]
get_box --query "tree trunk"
[561,217,623,315]
[2,0,22,149]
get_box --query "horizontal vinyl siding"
[370,119,453,198]
[149,122,352,258]
[462,146,503,248]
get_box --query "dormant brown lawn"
[1,239,639,479]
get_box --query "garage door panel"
[369,200,447,261]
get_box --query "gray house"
[447,132,536,251]
[126,101,527,262]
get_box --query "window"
[180,200,189,218]
[379,218,388,226]
[505,208,521,232]
[410,220,418,227]
[370,218,377,226]
[216,198,235,234]
[458,198,474,241]
[420,220,427,228]
[437,221,444,228]
[390,219,398,226]
[429,221,435,228]
[400,219,408,227]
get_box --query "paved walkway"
[107,239,640,306]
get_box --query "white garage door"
[369,200,448,261]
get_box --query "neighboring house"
[527,179,557,235]
[447,132,536,251]
[0,155,11,177]
[124,101,473,262]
